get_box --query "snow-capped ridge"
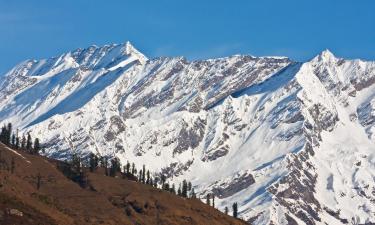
[1,43,375,225]
[124,41,148,64]
[313,49,337,63]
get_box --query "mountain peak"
[124,41,148,64]
[314,49,336,63]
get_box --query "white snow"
[0,43,375,224]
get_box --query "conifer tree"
[232,202,238,218]
[33,138,40,155]
[224,207,228,215]
[212,194,215,208]
[26,133,32,153]
[71,153,81,175]
[0,125,6,143]
[160,174,166,187]
[104,157,109,176]
[142,165,146,183]
[171,184,176,194]
[138,170,142,182]
[11,134,16,147]
[146,170,150,184]
[187,181,192,192]
[182,179,188,198]
[190,188,196,198]
[79,168,88,188]
[177,184,182,196]
[163,182,170,191]
[21,135,26,150]
[131,163,136,175]
[98,156,104,167]
[126,161,130,174]
[110,157,121,177]
[206,194,211,205]
[6,123,12,145]
[15,136,19,149]
[89,153,98,172]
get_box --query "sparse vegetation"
[232,202,238,218]
[0,122,242,222]
[0,122,42,155]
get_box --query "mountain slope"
[0,43,374,224]
[0,142,246,225]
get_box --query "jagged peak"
[313,49,337,63]
[124,41,148,64]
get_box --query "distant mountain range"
[0,42,374,224]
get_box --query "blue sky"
[0,0,374,75]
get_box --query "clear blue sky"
[0,0,374,75]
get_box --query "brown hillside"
[0,142,247,225]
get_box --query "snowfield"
[0,42,374,224]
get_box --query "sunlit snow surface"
[0,43,375,224]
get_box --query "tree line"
[0,123,41,155]
[0,122,240,219]
[0,122,42,190]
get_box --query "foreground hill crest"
[1,42,375,224]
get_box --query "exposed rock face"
[204,171,256,199]
[266,52,375,225]
[1,44,375,224]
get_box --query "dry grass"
[0,143,247,225]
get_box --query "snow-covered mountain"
[1,42,374,225]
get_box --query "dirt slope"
[0,142,247,225]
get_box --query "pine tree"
[224,207,228,215]
[142,165,146,183]
[212,194,215,208]
[11,134,16,147]
[0,125,6,143]
[160,174,166,187]
[163,182,170,191]
[104,157,109,176]
[89,153,98,172]
[6,123,12,145]
[110,157,121,177]
[146,170,150,184]
[190,188,196,198]
[138,170,142,182]
[232,202,238,218]
[177,185,182,196]
[79,168,88,188]
[33,138,40,155]
[26,133,32,153]
[131,163,135,175]
[182,179,188,198]
[126,161,130,174]
[15,136,19,149]
[187,181,192,192]
[171,184,176,194]
[71,153,81,175]
[21,135,26,150]
[206,194,211,205]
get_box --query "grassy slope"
[0,142,247,225]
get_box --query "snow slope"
[0,43,374,224]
